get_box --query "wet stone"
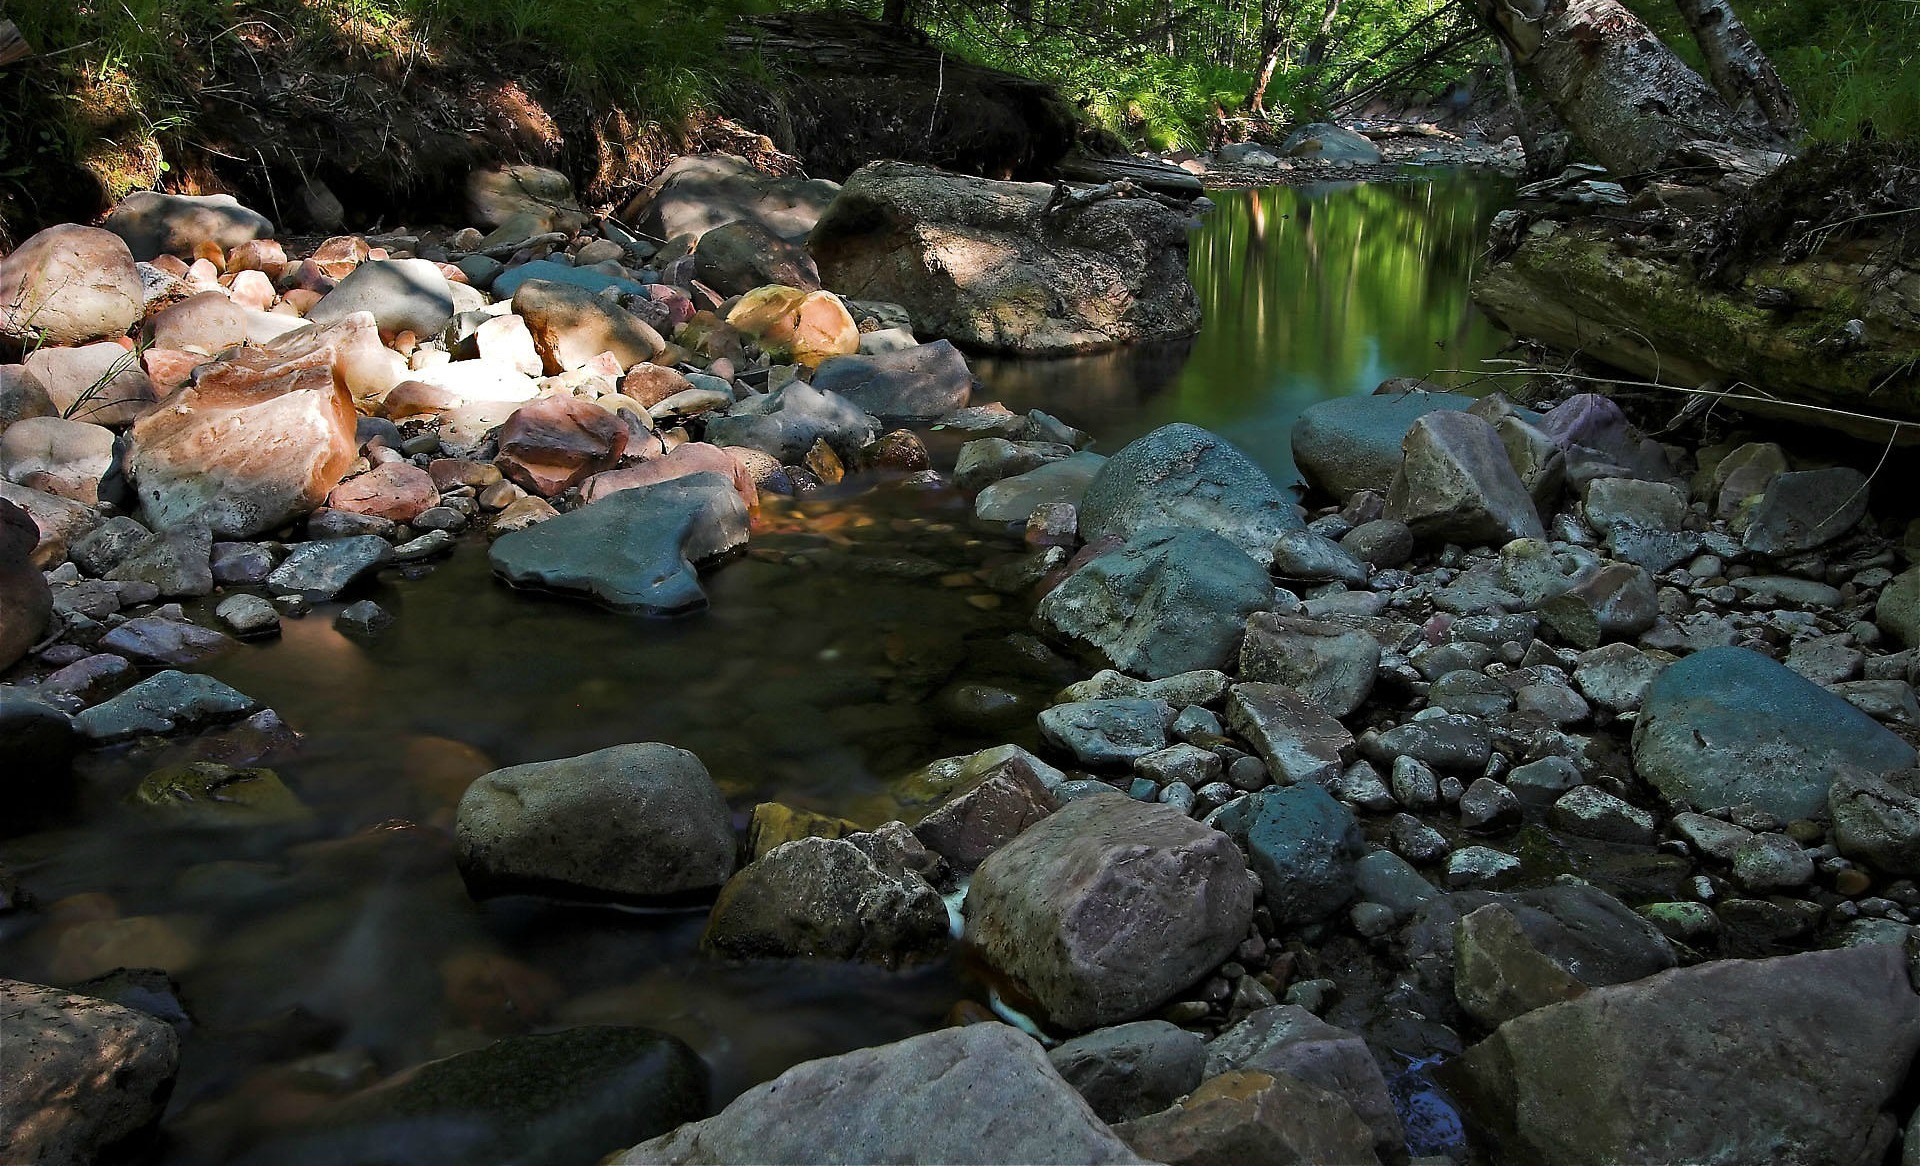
[267,536,394,601]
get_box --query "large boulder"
[610,1023,1144,1165]
[1079,424,1301,567]
[1281,123,1384,163]
[0,225,143,346]
[1034,528,1274,680]
[1291,387,1473,500]
[620,153,842,244]
[692,219,821,296]
[512,280,664,373]
[288,1026,704,1166]
[808,161,1200,356]
[703,381,877,463]
[1203,1005,1401,1160]
[1112,1069,1382,1166]
[0,979,181,1166]
[1452,883,1676,1027]
[0,497,53,670]
[104,191,272,260]
[699,836,950,966]
[304,258,456,339]
[1389,411,1544,547]
[466,164,589,235]
[1447,946,1920,1166]
[1632,646,1914,820]
[808,340,973,423]
[455,742,736,900]
[1211,785,1364,927]
[126,317,379,538]
[964,796,1256,1029]
[488,473,749,615]
[22,342,158,426]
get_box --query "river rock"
[1291,387,1473,500]
[954,438,1069,492]
[700,836,949,966]
[0,979,181,1166]
[127,317,375,537]
[1203,1005,1400,1160]
[513,280,664,373]
[1632,646,1915,820]
[495,395,629,497]
[104,522,213,597]
[1447,946,1920,1166]
[466,164,590,234]
[1237,613,1379,718]
[0,417,116,504]
[610,1023,1143,1164]
[912,758,1059,873]
[1078,424,1300,566]
[809,339,972,423]
[1831,768,1920,876]
[104,191,272,260]
[489,473,748,615]
[23,341,157,426]
[1,498,54,669]
[1281,123,1383,163]
[703,381,876,462]
[295,1025,704,1166]
[456,742,735,900]
[1048,1021,1207,1124]
[0,364,56,429]
[1212,785,1364,926]
[623,154,840,243]
[692,219,821,295]
[1035,528,1273,679]
[305,258,455,340]
[267,535,392,601]
[1740,466,1870,554]
[0,225,143,346]
[1225,682,1355,786]
[1537,561,1658,648]
[73,669,258,744]
[326,461,438,523]
[1389,411,1544,547]
[491,259,647,302]
[808,161,1199,356]
[1038,699,1175,767]
[965,796,1256,1029]
[889,743,1066,822]
[1117,1070,1380,1166]
[975,451,1106,523]
[1453,884,1676,1027]
[1877,567,1920,649]
[583,442,756,511]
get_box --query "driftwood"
[1042,179,1192,217]
[1054,153,1203,198]
[1471,0,1784,176]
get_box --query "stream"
[0,171,1514,1162]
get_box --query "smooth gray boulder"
[808,339,972,423]
[1447,946,1920,1166]
[455,742,736,900]
[702,382,877,462]
[267,535,393,601]
[610,1023,1145,1164]
[489,473,748,615]
[0,979,181,1166]
[699,836,949,967]
[1281,123,1384,163]
[1878,566,1920,649]
[965,796,1256,1029]
[1389,410,1545,547]
[1291,387,1473,500]
[1632,646,1915,819]
[1740,466,1870,555]
[1038,699,1176,767]
[975,451,1106,523]
[104,190,272,260]
[622,152,842,244]
[692,219,821,296]
[1047,1021,1207,1124]
[1035,528,1273,680]
[304,258,456,339]
[1078,424,1301,566]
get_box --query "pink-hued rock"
[583,441,756,510]
[224,239,288,276]
[618,363,695,409]
[724,285,860,368]
[0,480,100,568]
[141,349,203,395]
[381,379,467,419]
[1,497,54,670]
[148,291,246,354]
[474,314,542,377]
[0,416,116,504]
[512,280,664,374]
[23,342,158,427]
[0,365,56,429]
[326,461,438,523]
[127,319,369,538]
[494,395,630,497]
[227,269,277,312]
[0,225,144,346]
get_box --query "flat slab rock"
[488,473,748,615]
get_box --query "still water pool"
[0,173,1512,1162]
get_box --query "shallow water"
[0,171,1513,1162]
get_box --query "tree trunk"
[1303,0,1343,68]
[1670,0,1800,140]
[1498,40,1544,174]
[0,21,28,68]
[1470,0,1783,176]
[1243,1,1284,113]
[882,0,909,27]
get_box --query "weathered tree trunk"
[1303,0,1344,68]
[882,0,909,27]
[1497,40,1544,174]
[1470,0,1782,175]
[1243,1,1285,113]
[0,20,28,68]
[1671,0,1800,140]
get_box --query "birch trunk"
[1471,0,1782,175]
[1671,0,1801,140]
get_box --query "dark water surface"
[0,173,1512,1161]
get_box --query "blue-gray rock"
[1281,123,1384,163]
[974,451,1106,524]
[611,1024,1144,1165]
[74,670,259,743]
[304,258,455,339]
[1452,883,1676,1027]
[104,523,213,598]
[267,535,394,601]
[1224,682,1354,786]
[1740,466,1870,555]
[456,742,735,900]
[1034,528,1273,680]
[1830,768,1920,877]
[1353,850,1438,919]
[964,796,1256,1030]
[1269,528,1369,585]
[953,438,1072,493]
[1047,1021,1207,1124]
[1390,410,1545,547]
[1291,387,1472,500]
[1211,784,1364,926]
[492,259,648,300]
[97,614,232,667]
[702,381,877,462]
[1632,646,1915,820]
[1038,699,1175,767]
[1078,424,1301,567]
[488,473,748,615]
[1237,613,1380,717]
[808,339,972,423]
